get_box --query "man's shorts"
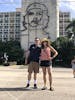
[28,62,39,73]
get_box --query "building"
[0,10,21,41]
[21,0,59,50]
[59,12,70,36]
[0,1,71,49]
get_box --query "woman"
[40,38,58,91]
[71,56,75,78]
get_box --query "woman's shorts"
[40,60,52,67]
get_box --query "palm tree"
[65,20,75,45]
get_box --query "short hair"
[35,37,40,41]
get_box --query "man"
[25,37,41,89]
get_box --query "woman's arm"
[50,46,58,60]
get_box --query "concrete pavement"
[0,65,75,100]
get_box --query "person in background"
[40,38,58,91]
[71,56,75,78]
[25,37,41,89]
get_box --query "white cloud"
[0,0,14,3]
[60,0,75,11]
[60,0,75,1]
[10,0,14,2]
[59,0,75,18]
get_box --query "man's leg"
[33,62,39,89]
[34,73,37,88]
[25,62,33,88]
[34,73,37,84]
[25,72,32,88]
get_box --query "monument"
[21,0,59,50]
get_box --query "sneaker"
[34,84,37,89]
[50,87,54,91]
[25,84,30,88]
[41,87,47,90]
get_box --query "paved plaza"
[0,65,75,100]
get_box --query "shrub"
[0,41,24,65]
[52,37,75,67]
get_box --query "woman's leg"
[73,70,75,78]
[42,67,46,87]
[47,66,52,88]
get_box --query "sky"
[0,0,21,12]
[59,0,75,18]
[0,0,75,18]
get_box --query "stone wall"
[21,0,59,50]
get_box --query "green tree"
[0,41,24,65]
[52,37,75,67]
[66,20,75,32]
[65,19,75,45]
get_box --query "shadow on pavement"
[0,87,42,91]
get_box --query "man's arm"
[25,45,33,64]
[25,50,30,64]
